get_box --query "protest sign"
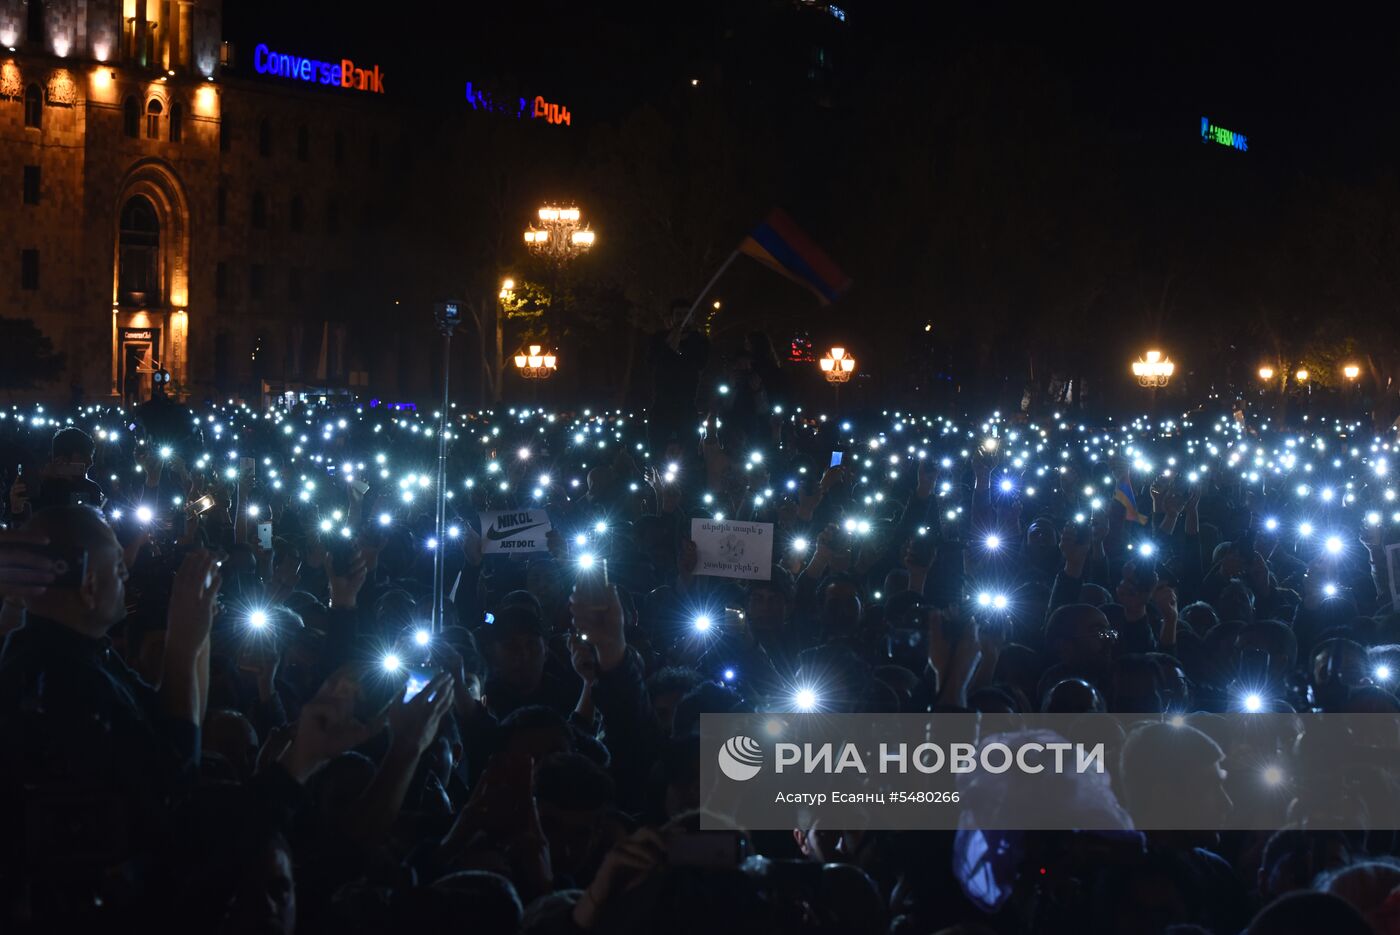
[690,518,773,580]
[480,508,552,554]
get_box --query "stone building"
[0,0,409,403]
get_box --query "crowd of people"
[2,385,1400,934]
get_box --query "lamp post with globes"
[521,205,595,386]
[1131,349,1175,418]
[819,346,856,407]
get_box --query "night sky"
[221,2,1400,178]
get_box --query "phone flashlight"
[578,553,597,570]
[248,610,269,629]
[594,521,608,534]
[694,615,713,633]
[413,628,431,647]
[382,653,401,673]
[1242,692,1263,713]
[792,537,809,553]
[1375,664,1393,682]
[159,446,173,459]
[1262,765,1285,787]
[793,687,819,712]
[722,668,736,682]
[984,534,1001,550]
[1139,542,1155,557]
[136,505,154,524]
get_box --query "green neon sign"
[1201,117,1247,151]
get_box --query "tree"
[0,317,65,396]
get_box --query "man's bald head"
[21,505,127,634]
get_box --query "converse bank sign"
[253,43,386,94]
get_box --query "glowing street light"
[524,204,596,261]
[1343,364,1360,381]
[1295,368,1309,383]
[1131,349,1175,388]
[1257,366,1274,381]
[513,344,558,380]
[819,346,856,384]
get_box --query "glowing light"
[414,628,431,646]
[694,615,712,633]
[248,611,269,629]
[793,688,819,712]
[382,654,401,673]
[1243,693,1263,713]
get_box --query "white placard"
[479,508,552,554]
[691,518,774,580]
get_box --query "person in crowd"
[0,386,1396,933]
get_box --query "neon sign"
[253,43,385,94]
[465,81,571,127]
[1201,116,1246,151]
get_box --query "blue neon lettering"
[254,43,270,74]
[253,43,383,93]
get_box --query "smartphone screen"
[189,494,216,515]
[829,451,843,468]
[257,522,273,550]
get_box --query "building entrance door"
[118,327,161,403]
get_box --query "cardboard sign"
[1387,544,1400,612]
[480,509,552,554]
[691,518,773,580]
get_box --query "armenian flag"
[738,209,852,305]
[1115,478,1149,525]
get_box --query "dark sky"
[222,1,1400,178]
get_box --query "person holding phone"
[9,428,105,518]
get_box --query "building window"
[123,96,140,138]
[26,0,44,46]
[146,99,163,140]
[215,261,227,299]
[118,196,160,305]
[216,185,227,225]
[24,85,42,129]
[288,268,303,302]
[297,124,309,161]
[334,130,345,166]
[326,200,339,234]
[258,116,272,157]
[170,101,184,142]
[251,191,267,229]
[289,195,304,232]
[22,165,40,205]
[249,264,266,299]
[20,249,39,290]
[219,114,230,152]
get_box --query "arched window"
[26,0,45,46]
[289,195,304,232]
[170,101,184,142]
[296,124,309,161]
[118,195,160,306]
[251,191,267,229]
[123,95,140,137]
[23,84,42,129]
[258,116,272,157]
[145,98,163,139]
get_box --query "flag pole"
[670,250,739,347]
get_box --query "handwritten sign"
[691,519,773,581]
[480,508,552,554]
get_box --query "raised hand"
[570,583,626,671]
[325,547,368,609]
[279,669,385,782]
[166,548,222,657]
[387,672,455,760]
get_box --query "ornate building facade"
[0,0,408,402]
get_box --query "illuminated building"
[0,0,411,402]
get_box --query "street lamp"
[1295,368,1309,383]
[513,344,558,380]
[524,205,596,263]
[819,347,856,383]
[1257,366,1274,382]
[1343,364,1361,381]
[1131,349,1175,388]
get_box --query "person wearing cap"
[477,602,577,721]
